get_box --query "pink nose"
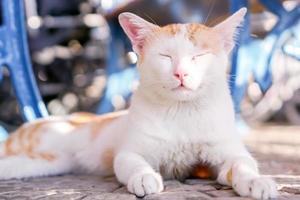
[174,71,188,81]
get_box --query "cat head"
[119,8,247,102]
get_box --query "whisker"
[207,16,223,27]
[143,13,158,26]
[204,0,216,25]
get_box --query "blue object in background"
[97,20,138,114]
[0,0,48,140]
[229,0,300,113]
[0,125,7,141]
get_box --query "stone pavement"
[0,125,299,200]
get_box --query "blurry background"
[0,0,299,131]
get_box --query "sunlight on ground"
[245,125,300,159]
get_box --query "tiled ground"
[245,125,300,200]
[0,125,299,200]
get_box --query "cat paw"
[233,177,278,199]
[127,172,164,197]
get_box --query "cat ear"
[213,8,247,53]
[119,12,158,54]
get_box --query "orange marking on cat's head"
[186,23,209,44]
[186,23,223,54]
[141,22,222,58]
[161,24,181,36]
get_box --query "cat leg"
[0,154,73,180]
[214,146,277,199]
[114,151,164,197]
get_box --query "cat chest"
[155,142,205,180]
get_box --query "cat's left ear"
[213,8,247,53]
[119,12,158,55]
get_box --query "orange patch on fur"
[187,24,222,54]
[3,111,127,162]
[186,23,209,44]
[89,118,114,140]
[25,121,46,157]
[20,122,56,161]
[38,152,56,161]
[147,23,222,55]
[192,165,213,179]
[68,112,98,126]
[162,24,181,36]
[5,125,26,156]
[101,148,114,169]
[226,168,233,185]
[4,119,53,159]
[89,110,128,140]
[4,136,16,156]
[17,126,26,151]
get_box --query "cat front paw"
[127,172,164,197]
[233,177,278,199]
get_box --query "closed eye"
[159,53,172,59]
[192,52,209,60]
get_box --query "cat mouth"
[171,84,193,91]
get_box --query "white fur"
[0,8,277,200]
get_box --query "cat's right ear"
[213,8,247,54]
[118,12,158,55]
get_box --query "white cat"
[0,8,277,199]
